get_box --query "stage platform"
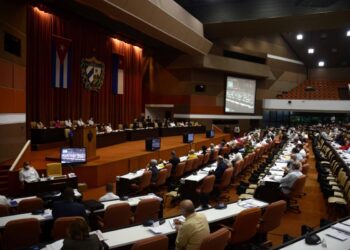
[26,133,231,188]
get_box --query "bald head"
[179,200,195,217]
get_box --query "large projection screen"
[225,76,256,114]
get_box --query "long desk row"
[44,198,268,250]
[0,193,160,229]
[274,216,350,249]
[31,126,206,146]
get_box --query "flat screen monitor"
[183,133,194,143]
[61,147,86,165]
[206,130,215,138]
[225,76,256,114]
[145,137,161,151]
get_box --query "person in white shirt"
[36,121,45,129]
[104,123,112,133]
[77,118,85,127]
[87,117,94,126]
[0,195,9,206]
[65,119,72,128]
[279,162,303,195]
[99,183,119,202]
[19,162,39,183]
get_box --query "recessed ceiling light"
[296,34,303,40]
[308,48,314,54]
[318,61,325,67]
[346,30,350,37]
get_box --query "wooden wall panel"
[14,89,25,112]
[13,64,26,89]
[0,87,15,112]
[0,59,13,88]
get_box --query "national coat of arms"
[81,57,105,91]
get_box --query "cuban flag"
[52,35,72,88]
[112,53,124,95]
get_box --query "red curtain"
[26,5,142,132]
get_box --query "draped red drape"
[26,6,142,132]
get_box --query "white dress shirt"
[19,166,39,183]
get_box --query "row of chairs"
[0,198,162,249]
[238,142,308,214]
[0,197,44,217]
[313,135,350,218]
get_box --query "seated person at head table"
[65,119,73,128]
[55,119,61,128]
[104,123,113,133]
[36,121,45,129]
[147,159,159,182]
[77,118,85,127]
[145,115,151,123]
[99,183,119,202]
[174,200,209,250]
[187,149,198,160]
[279,162,303,195]
[19,161,39,183]
[87,117,94,126]
[52,187,86,221]
[213,156,228,183]
[61,219,103,250]
[169,151,180,175]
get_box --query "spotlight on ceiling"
[308,48,314,54]
[347,30,350,37]
[318,61,325,67]
[296,34,303,40]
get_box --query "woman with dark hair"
[61,219,102,250]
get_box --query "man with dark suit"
[214,156,227,183]
[169,151,180,175]
[52,187,86,220]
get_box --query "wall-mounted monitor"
[183,133,194,143]
[61,147,86,165]
[225,76,256,114]
[206,130,215,138]
[145,137,161,151]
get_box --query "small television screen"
[145,138,161,151]
[206,130,215,138]
[183,133,194,143]
[61,148,86,165]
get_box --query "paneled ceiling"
[175,0,350,68]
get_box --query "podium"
[72,126,99,161]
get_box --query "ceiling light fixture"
[318,61,325,67]
[308,48,314,54]
[296,34,303,40]
[347,30,350,37]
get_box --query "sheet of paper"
[326,228,349,241]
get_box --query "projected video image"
[225,76,256,114]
